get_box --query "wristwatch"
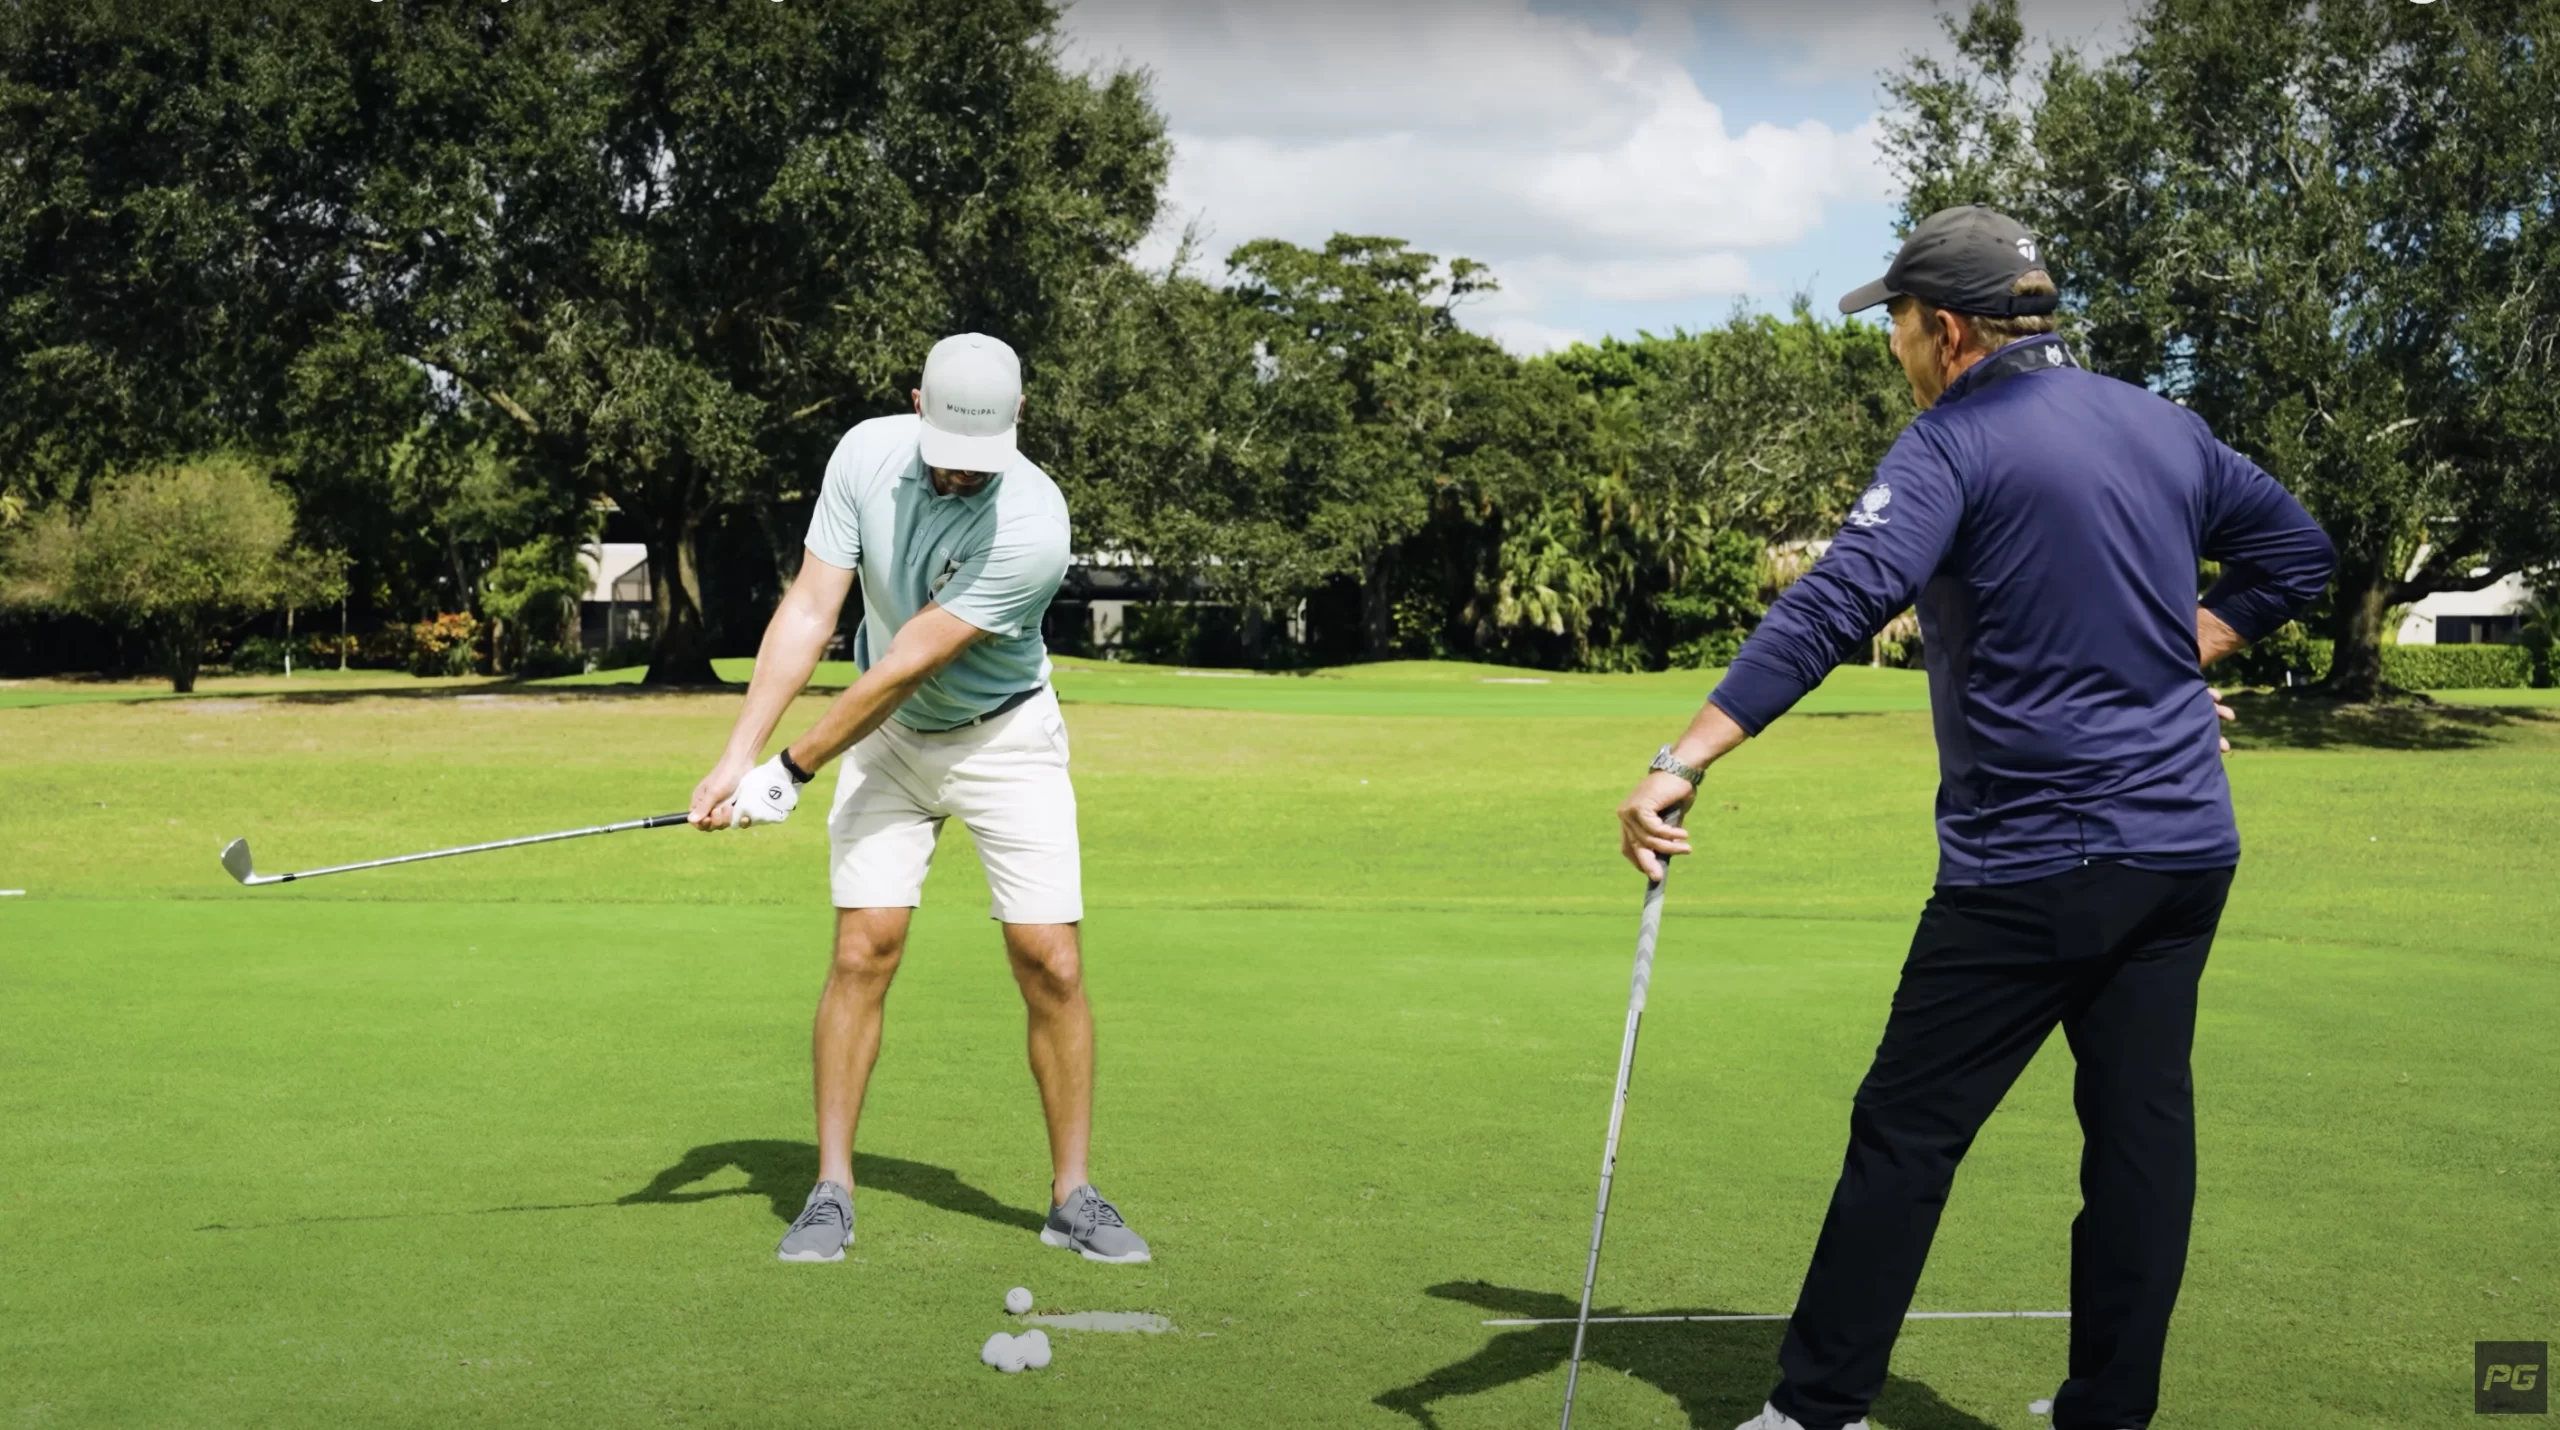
[1649,744,1705,789]
[778,747,816,785]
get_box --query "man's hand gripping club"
[691,551,987,831]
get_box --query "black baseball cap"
[1837,204,2058,317]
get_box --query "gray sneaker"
[776,1180,854,1263]
[1041,1183,1151,1263]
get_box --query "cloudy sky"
[1058,0,2134,352]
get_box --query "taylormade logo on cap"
[1837,205,2058,319]
[918,333,1022,474]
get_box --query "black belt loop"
[909,684,1045,735]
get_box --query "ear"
[1015,394,1026,421]
[912,389,923,414]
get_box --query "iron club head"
[218,838,264,885]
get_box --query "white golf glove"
[727,754,802,828]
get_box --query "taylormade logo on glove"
[729,755,802,828]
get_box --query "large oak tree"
[1886,0,2560,699]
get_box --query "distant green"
[2,666,2552,1427]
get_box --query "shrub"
[596,638,653,671]
[481,537,587,672]
[1668,629,1743,669]
[228,635,290,674]
[353,624,417,669]
[2300,640,2533,690]
[409,612,482,677]
[2383,642,2533,690]
[295,632,354,669]
[514,643,586,679]
[1120,603,1197,665]
[2219,621,2320,686]
[1579,643,1653,674]
[0,455,345,691]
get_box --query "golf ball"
[1005,1286,1034,1315]
[980,1332,1023,1371]
[1019,1328,1052,1369]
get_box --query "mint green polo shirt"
[803,414,1071,731]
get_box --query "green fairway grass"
[3,666,2553,1427]
[0,668,498,710]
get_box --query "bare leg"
[815,907,914,1189]
[1002,921,1092,1206]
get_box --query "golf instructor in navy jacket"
[1618,206,2335,1430]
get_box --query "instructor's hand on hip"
[1617,771,1696,880]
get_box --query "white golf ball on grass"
[1019,1328,1052,1369]
[979,1333,1029,1373]
[1005,1286,1034,1315]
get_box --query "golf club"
[1496,1310,2068,1327]
[1560,811,1678,1430]
[218,812,691,887]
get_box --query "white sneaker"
[1734,1403,1869,1430]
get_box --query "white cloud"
[1063,0,1888,329]
[1712,0,2138,86]
[1474,316,1592,356]
[1060,0,2139,345]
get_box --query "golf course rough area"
[1,661,2553,1428]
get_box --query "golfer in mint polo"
[689,333,1149,1266]
[1617,207,2334,1430]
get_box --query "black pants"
[1768,862,2234,1430]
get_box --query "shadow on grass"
[2225,692,2558,752]
[261,680,743,706]
[1376,1281,2000,1430]
[193,1143,1033,1234]
[619,1138,1045,1232]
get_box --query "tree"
[1224,235,1505,658]
[0,3,370,537]
[1887,0,2560,699]
[1032,239,1310,615]
[1490,306,1911,671]
[0,456,343,691]
[479,535,588,673]
[335,0,1168,684]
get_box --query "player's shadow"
[621,1138,1045,1232]
[1376,1281,2000,1430]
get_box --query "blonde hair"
[1896,270,2058,355]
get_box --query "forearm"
[784,658,933,771]
[780,603,987,772]
[1669,699,1753,771]
[717,599,836,766]
[2195,605,2246,669]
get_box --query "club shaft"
[253,813,690,884]
[1562,866,1668,1429]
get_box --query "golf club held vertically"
[1560,810,1678,1429]
[219,812,691,886]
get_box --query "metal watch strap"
[1650,744,1704,789]
[778,747,815,785]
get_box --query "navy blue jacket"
[1709,335,2336,886]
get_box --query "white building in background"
[2396,571,2535,645]
[579,542,653,651]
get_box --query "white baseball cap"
[917,333,1021,472]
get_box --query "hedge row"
[2303,640,2539,689]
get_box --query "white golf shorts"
[827,686,1082,923]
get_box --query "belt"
[906,684,1045,735]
